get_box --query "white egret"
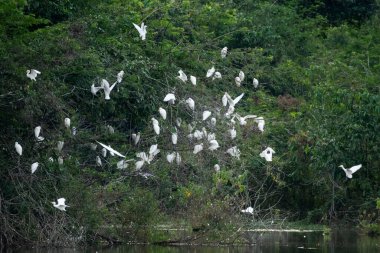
[90,143,97,150]
[101,147,107,157]
[107,125,115,134]
[149,144,158,155]
[210,117,216,127]
[253,78,259,88]
[102,79,118,100]
[117,70,125,83]
[48,157,54,163]
[207,132,215,141]
[96,156,102,166]
[208,140,220,151]
[339,164,362,179]
[52,198,69,211]
[203,111,212,121]
[206,66,215,78]
[239,71,245,82]
[193,130,203,140]
[132,22,147,40]
[57,141,64,152]
[221,47,228,58]
[260,147,275,162]
[64,118,71,129]
[241,206,253,214]
[34,126,44,141]
[136,152,149,163]
[235,76,241,87]
[226,146,241,159]
[135,160,145,170]
[91,83,103,95]
[31,162,39,174]
[190,75,196,85]
[214,164,220,172]
[159,107,167,120]
[222,93,228,107]
[151,118,160,135]
[132,132,140,145]
[96,141,126,158]
[26,69,41,81]
[186,98,195,110]
[163,93,176,104]
[117,160,129,169]
[254,117,265,132]
[177,70,188,82]
[176,152,181,165]
[176,118,182,127]
[172,131,178,145]
[227,93,245,107]
[225,105,235,118]
[167,152,176,164]
[236,114,257,126]
[193,143,204,154]
[58,156,63,165]
[212,71,222,80]
[229,127,237,139]
[72,127,77,136]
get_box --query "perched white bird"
[96,156,102,166]
[253,78,259,88]
[64,118,71,129]
[254,117,265,132]
[163,93,176,104]
[229,127,237,139]
[177,70,188,82]
[172,132,178,145]
[149,147,160,163]
[135,160,145,170]
[260,147,275,162]
[190,75,196,85]
[117,160,129,169]
[175,152,181,165]
[226,146,241,159]
[214,164,220,172]
[339,164,362,179]
[236,114,257,126]
[34,126,44,141]
[203,111,212,121]
[133,22,147,40]
[186,98,195,110]
[212,71,222,80]
[101,79,118,100]
[48,157,54,163]
[227,93,245,107]
[166,152,176,164]
[151,118,160,135]
[101,147,107,157]
[208,140,220,151]
[26,69,41,81]
[241,206,254,214]
[193,130,204,140]
[31,162,39,174]
[107,125,115,134]
[210,117,216,127]
[91,83,103,95]
[222,93,228,107]
[96,141,126,158]
[159,107,167,120]
[206,66,215,78]
[176,118,182,127]
[136,152,149,163]
[57,141,64,152]
[193,143,204,154]
[72,127,77,136]
[221,47,228,58]
[149,144,158,155]
[90,143,97,151]
[58,156,63,165]
[132,132,140,145]
[117,70,125,83]
[52,198,69,211]
[207,132,215,142]
[235,76,242,87]
[239,71,245,82]
[188,123,194,133]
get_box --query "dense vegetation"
[1,0,379,248]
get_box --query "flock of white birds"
[19,22,362,214]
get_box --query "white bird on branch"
[226,146,241,159]
[339,164,362,179]
[107,125,115,134]
[176,152,181,165]
[253,78,259,88]
[235,76,241,87]
[117,70,125,83]
[149,144,158,155]
[206,66,215,78]
[26,69,41,81]
[260,147,275,162]
[102,147,107,157]
[222,92,229,107]
[190,75,196,85]
[163,93,176,104]
[241,206,253,214]
[167,152,176,164]
[172,131,178,145]
[239,71,245,82]
[186,98,195,111]
[91,83,103,95]
[96,156,102,166]
[229,127,237,139]
[177,70,188,82]
[214,164,220,172]
[254,117,265,132]
[52,198,69,211]
[151,118,160,135]
[133,22,147,40]
[96,141,126,158]
[135,160,145,170]
[58,156,63,165]
[159,107,167,120]
[101,79,118,100]
[64,118,71,129]
[34,126,44,141]
[31,162,39,174]
[210,117,216,127]
[212,71,222,80]
[203,111,212,121]
[208,140,220,151]
[193,143,204,154]
[221,47,228,58]
[57,141,64,153]
[193,130,204,140]
[132,132,140,145]
[236,114,257,126]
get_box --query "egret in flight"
[96,141,126,158]
[26,69,41,81]
[133,22,147,40]
[52,198,69,211]
[339,164,362,179]
[102,79,118,100]
[260,147,275,162]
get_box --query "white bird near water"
[163,93,176,104]
[177,70,188,82]
[190,75,196,85]
[34,126,44,141]
[102,79,118,100]
[64,118,71,129]
[96,141,126,158]
[226,146,241,159]
[203,111,212,121]
[57,141,64,153]
[26,69,41,81]
[253,78,259,88]
[52,198,69,211]
[91,83,103,95]
[239,71,245,82]
[151,118,160,135]
[193,143,204,154]
[206,66,215,78]
[208,140,220,151]
[133,22,147,40]
[31,162,39,174]
[241,206,254,214]
[159,107,167,120]
[260,147,275,162]
[117,70,124,83]
[186,98,195,111]
[339,164,362,179]
[132,132,140,145]
[221,47,228,58]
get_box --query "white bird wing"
[96,141,126,158]
[243,115,257,120]
[32,69,41,75]
[163,93,175,102]
[239,71,245,81]
[233,93,245,105]
[149,144,158,154]
[57,198,66,206]
[133,22,144,35]
[203,111,211,120]
[349,164,362,174]
[190,75,196,85]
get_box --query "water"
[11,230,380,253]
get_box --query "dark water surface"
[12,230,380,253]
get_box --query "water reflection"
[12,230,380,253]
